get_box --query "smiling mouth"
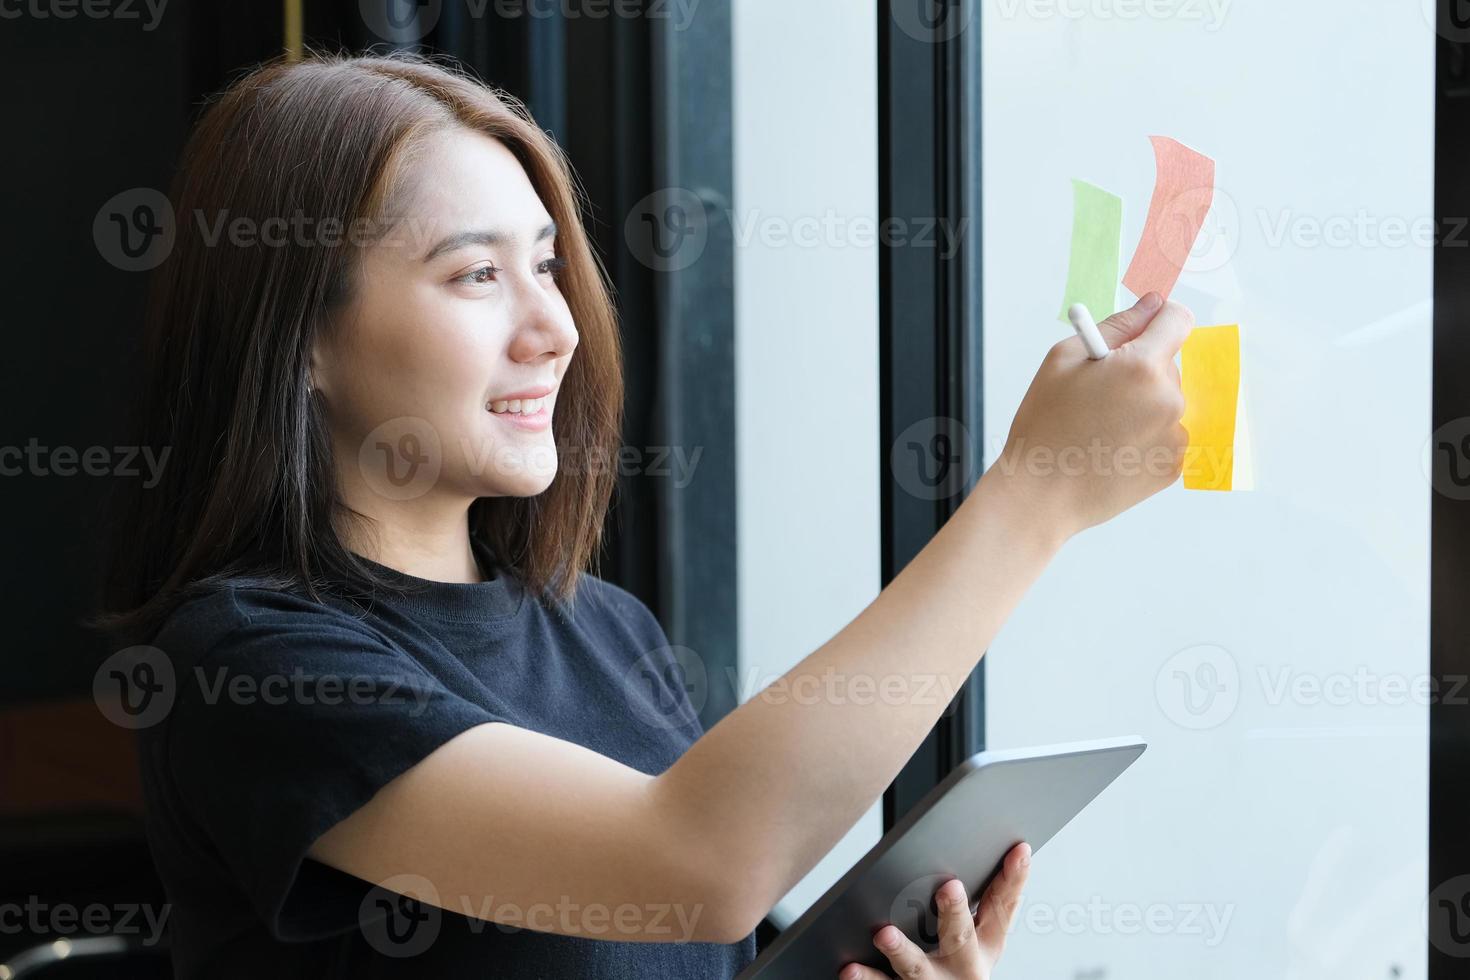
[486,396,547,416]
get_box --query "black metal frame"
[647,3,741,725]
[1432,3,1470,977]
[878,0,986,829]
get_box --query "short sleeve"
[159,587,501,942]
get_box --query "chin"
[491,472,557,498]
[480,443,559,498]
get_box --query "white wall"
[981,3,1431,977]
[731,0,881,928]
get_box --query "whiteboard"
[981,2,1432,978]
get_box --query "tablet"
[735,735,1147,980]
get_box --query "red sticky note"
[1123,136,1216,301]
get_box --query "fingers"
[933,876,982,963]
[1094,291,1164,349]
[976,841,1031,953]
[865,924,933,979]
[837,849,1033,980]
[839,874,992,980]
[1122,298,1195,363]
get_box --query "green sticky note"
[1058,179,1123,323]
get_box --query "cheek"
[376,293,500,411]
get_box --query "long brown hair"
[92,51,624,644]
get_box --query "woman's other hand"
[838,841,1032,979]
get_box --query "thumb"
[1096,291,1164,350]
[1123,297,1196,362]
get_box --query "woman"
[96,52,1191,979]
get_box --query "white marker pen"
[1067,302,1111,360]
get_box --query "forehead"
[391,129,553,246]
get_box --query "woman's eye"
[456,264,499,285]
[538,256,569,279]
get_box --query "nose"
[507,276,578,363]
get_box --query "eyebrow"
[423,220,557,262]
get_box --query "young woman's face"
[314,129,578,510]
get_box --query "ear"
[307,334,327,398]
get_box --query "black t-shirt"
[134,540,758,978]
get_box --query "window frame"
[1432,4,1470,977]
[878,0,987,828]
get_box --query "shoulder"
[561,574,707,735]
[149,582,402,679]
[572,572,654,620]
[556,572,670,649]
[141,584,457,766]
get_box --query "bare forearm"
[652,469,1067,931]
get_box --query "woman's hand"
[838,842,1032,979]
[983,291,1193,540]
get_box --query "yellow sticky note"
[1180,324,1240,491]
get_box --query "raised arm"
[309,293,1192,945]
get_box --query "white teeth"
[488,396,545,415]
